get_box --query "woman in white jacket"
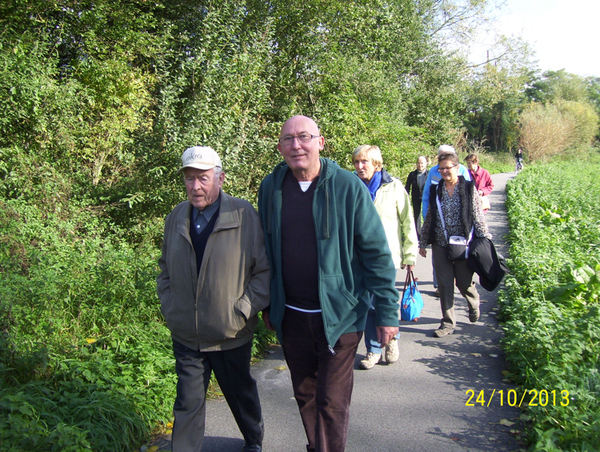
[352,145,419,370]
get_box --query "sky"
[473,0,600,77]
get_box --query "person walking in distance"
[405,155,428,240]
[465,153,493,213]
[515,148,524,173]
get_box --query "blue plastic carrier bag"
[400,271,424,322]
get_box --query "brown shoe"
[433,326,454,338]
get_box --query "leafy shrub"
[500,159,600,450]
[519,101,599,161]
[0,200,176,451]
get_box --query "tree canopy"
[1,0,598,238]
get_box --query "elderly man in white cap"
[157,146,270,452]
[420,145,471,297]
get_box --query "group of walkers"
[156,115,498,452]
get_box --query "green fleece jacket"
[258,157,399,348]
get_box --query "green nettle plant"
[0,200,177,451]
[500,159,600,451]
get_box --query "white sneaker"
[359,352,381,370]
[385,338,399,364]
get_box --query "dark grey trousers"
[432,243,480,328]
[171,339,264,452]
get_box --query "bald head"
[279,115,320,139]
[277,115,324,181]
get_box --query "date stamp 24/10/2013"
[465,389,570,407]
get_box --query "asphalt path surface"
[152,172,523,452]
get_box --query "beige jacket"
[374,171,419,268]
[157,191,270,351]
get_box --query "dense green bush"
[500,157,600,451]
[0,199,176,451]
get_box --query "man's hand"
[376,325,399,347]
[262,311,275,331]
[419,248,427,258]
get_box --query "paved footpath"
[152,172,524,452]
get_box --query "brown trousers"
[281,307,362,452]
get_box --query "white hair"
[437,145,455,155]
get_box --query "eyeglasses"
[439,165,457,172]
[279,133,321,146]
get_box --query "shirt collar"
[193,195,221,223]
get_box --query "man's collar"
[193,195,220,220]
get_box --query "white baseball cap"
[177,146,222,173]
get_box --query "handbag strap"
[436,190,474,244]
[436,192,449,241]
[410,271,419,292]
[409,270,417,284]
[402,271,411,293]
[403,270,418,292]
